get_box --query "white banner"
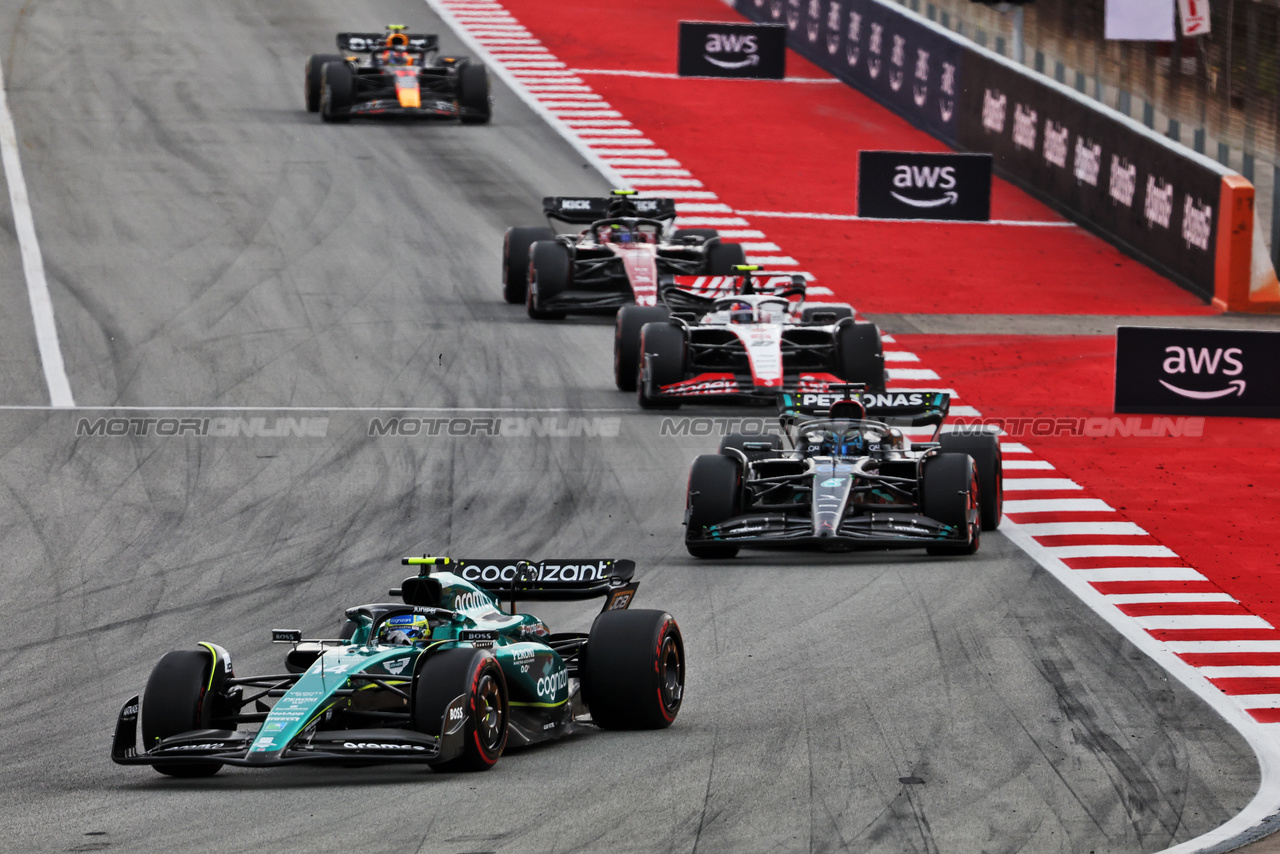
[1105,0,1176,41]
[1178,0,1211,36]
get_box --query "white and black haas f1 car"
[112,557,683,776]
[501,190,747,319]
[305,25,490,124]
[618,269,886,407]
[684,389,1003,558]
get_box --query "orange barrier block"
[1214,175,1280,313]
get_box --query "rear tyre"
[306,54,343,112]
[922,453,979,556]
[637,321,685,409]
[458,62,491,124]
[615,306,669,391]
[527,240,570,320]
[503,226,554,304]
[706,241,747,275]
[719,433,782,461]
[940,430,1003,530]
[685,454,742,558]
[582,610,684,729]
[414,649,508,772]
[141,650,222,777]
[319,61,354,124]
[835,323,886,392]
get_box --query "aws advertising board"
[678,22,787,78]
[1115,327,1280,418]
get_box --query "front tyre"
[528,240,570,320]
[319,61,354,124]
[685,454,742,558]
[141,650,223,777]
[939,429,1003,530]
[922,453,980,556]
[615,306,669,391]
[637,321,685,409]
[306,54,343,112]
[458,62,491,124]
[415,649,508,772]
[582,610,684,729]
[503,226,554,304]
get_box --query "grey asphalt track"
[0,0,1264,852]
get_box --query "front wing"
[340,99,483,121]
[688,511,970,550]
[110,694,459,768]
[647,372,849,404]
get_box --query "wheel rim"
[969,472,981,546]
[657,634,683,714]
[474,672,505,753]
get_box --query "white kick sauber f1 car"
[502,190,747,319]
[614,267,886,408]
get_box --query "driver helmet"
[609,223,634,243]
[728,301,754,324]
[384,48,411,66]
[379,613,430,645]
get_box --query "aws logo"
[891,165,958,209]
[1160,346,1245,399]
[704,33,760,69]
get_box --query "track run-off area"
[0,0,1275,851]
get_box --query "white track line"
[0,63,74,407]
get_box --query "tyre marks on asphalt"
[430,0,1280,842]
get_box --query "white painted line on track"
[0,63,74,407]
[1004,497,1114,513]
[1239,696,1280,709]
[1072,566,1209,581]
[1001,459,1056,470]
[1001,478,1084,491]
[1135,615,1274,630]
[1168,642,1280,654]
[1017,521,1148,536]
[735,209,1077,226]
[1200,667,1280,679]
[1105,593,1238,605]
[1045,544,1180,559]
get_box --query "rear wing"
[336,32,438,53]
[400,556,638,611]
[666,271,806,302]
[541,194,678,224]
[779,390,951,429]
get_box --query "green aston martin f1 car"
[111,557,683,776]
